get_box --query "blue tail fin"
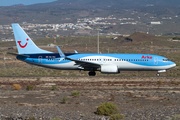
[12,23,52,54]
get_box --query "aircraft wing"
[56,46,101,68]
[66,57,101,68]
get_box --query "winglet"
[74,50,78,53]
[56,46,65,58]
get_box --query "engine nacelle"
[101,65,120,74]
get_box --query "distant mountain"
[0,0,180,25]
[37,0,180,8]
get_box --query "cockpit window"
[163,59,169,61]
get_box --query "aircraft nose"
[170,61,176,67]
[173,63,176,67]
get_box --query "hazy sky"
[0,0,57,6]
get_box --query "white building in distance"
[148,21,162,25]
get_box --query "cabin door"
[38,56,42,63]
[154,57,158,65]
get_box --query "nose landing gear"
[156,73,160,77]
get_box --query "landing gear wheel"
[88,71,96,76]
[156,73,160,77]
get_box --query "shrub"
[157,80,163,85]
[170,114,180,120]
[26,85,34,91]
[95,102,119,116]
[71,90,80,96]
[36,77,41,81]
[50,85,57,90]
[27,116,35,120]
[61,97,68,104]
[172,36,180,40]
[110,114,125,120]
[81,114,85,117]
[13,84,21,90]
[51,118,61,120]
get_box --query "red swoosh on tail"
[17,41,28,48]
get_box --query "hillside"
[1,0,180,36]
[39,0,180,8]
[128,32,159,42]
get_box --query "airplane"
[9,23,176,76]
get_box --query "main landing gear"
[88,71,96,76]
[156,73,160,77]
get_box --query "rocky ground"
[0,77,180,120]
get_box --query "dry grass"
[13,84,21,90]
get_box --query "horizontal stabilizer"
[7,52,29,58]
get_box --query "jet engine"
[101,65,120,74]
